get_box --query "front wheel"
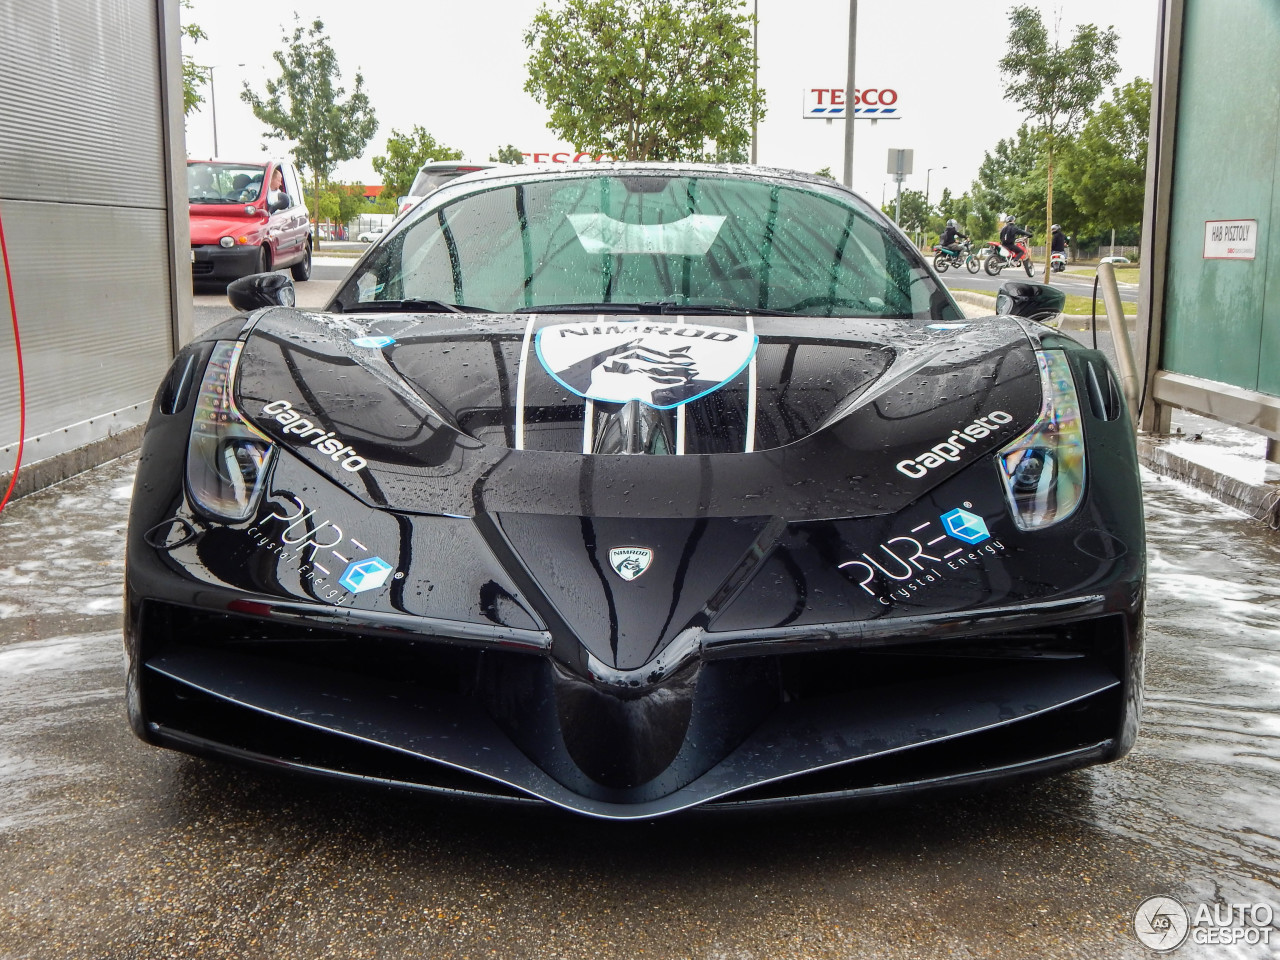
[984,254,1003,276]
[932,251,950,273]
[1023,258,1034,277]
[966,255,981,274]
[290,240,313,281]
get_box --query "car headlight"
[185,342,275,521]
[997,349,1085,530]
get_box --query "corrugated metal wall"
[0,0,187,486]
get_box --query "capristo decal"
[247,493,398,604]
[535,321,758,409]
[260,400,368,472]
[838,506,1006,605]
[895,412,1014,479]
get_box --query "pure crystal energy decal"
[536,321,759,409]
[838,506,1004,606]
[940,508,990,544]
[609,546,653,581]
[247,493,395,605]
[339,557,394,593]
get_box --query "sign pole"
[842,0,857,188]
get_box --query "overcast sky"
[184,0,1159,205]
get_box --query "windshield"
[188,161,268,204]
[333,172,959,320]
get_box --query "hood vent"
[590,399,676,455]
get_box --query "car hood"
[190,207,266,243]
[233,308,1042,523]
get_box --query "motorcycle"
[984,238,1034,277]
[932,238,981,274]
[1051,250,1067,273]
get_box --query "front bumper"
[191,243,262,280]
[128,582,1141,820]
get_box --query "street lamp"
[842,0,858,188]
[203,65,218,157]
[201,63,245,158]
[925,165,947,207]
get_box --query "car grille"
[137,600,1131,814]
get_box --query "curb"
[1137,437,1280,525]
[949,289,1123,333]
[950,290,997,314]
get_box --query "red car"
[188,159,312,282]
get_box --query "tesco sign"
[802,86,901,119]
[521,151,615,163]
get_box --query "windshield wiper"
[351,298,491,314]
[514,301,796,316]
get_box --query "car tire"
[256,246,271,275]
[291,240,313,281]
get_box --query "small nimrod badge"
[609,546,653,581]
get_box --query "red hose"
[0,203,25,513]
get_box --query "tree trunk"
[313,170,322,251]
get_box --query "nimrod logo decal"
[535,321,758,409]
[895,411,1015,479]
[609,546,653,581]
[261,400,368,473]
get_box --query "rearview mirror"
[996,280,1066,324]
[228,272,296,312]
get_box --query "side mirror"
[266,190,289,212]
[996,280,1066,324]
[228,272,296,311]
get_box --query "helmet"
[946,219,957,228]
[1003,214,1016,223]
[1051,223,1062,232]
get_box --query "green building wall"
[1162,0,1280,396]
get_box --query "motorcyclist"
[939,219,969,254]
[999,215,1032,261]
[1051,223,1069,256]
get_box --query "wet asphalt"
[1,281,1278,959]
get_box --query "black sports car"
[126,164,1144,819]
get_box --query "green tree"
[179,0,208,115]
[489,144,527,164]
[882,188,929,233]
[241,17,378,236]
[1058,78,1150,241]
[999,6,1118,280]
[373,126,463,201]
[970,125,1043,241]
[524,0,765,162]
